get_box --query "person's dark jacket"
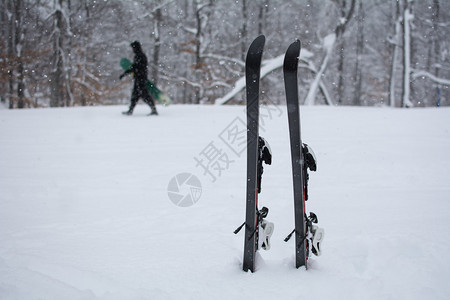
[121,41,148,88]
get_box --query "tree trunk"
[337,0,348,104]
[7,0,14,109]
[401,0,413,108]
[432,0,440,106]
[389,0,401,107]
[257,0,269,36]
[152,0,162,86]
[50,0,64,107]
[13,0,25,108]
[305,0,355,106]
[337,39,345,104]
[65,0,73,107]
[0,0,6,105]
[194,0,203,104]
[353,0,364,106]
[240,0,247,61]
[80,0,89,106]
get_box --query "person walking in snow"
[119,41,158,116]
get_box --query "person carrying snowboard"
[119,41,158,116]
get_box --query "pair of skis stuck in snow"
[234,35,324,272]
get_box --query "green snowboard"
[120,58,171,106]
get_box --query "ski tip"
[288,39,301,53]
[253,35,266,45]
[255,34,266,42]
[283,39,301,70]
[247,35,266,57]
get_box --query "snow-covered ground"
[0,104,449,300]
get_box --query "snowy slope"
[0,105,449,300]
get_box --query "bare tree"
[1,0,448,108]
[431,0,440,106]
[305,0,356,105]
[6,0,15,108]
[388,0,401,107]
[401,0,414,107]
[336,0,351,104]
[240,0,247,61]
[14,0,25,108]
[152,2,162,86]
[353,0,364,106]
[50,0,68,107]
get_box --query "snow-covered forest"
[1,0,449,108]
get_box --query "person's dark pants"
[128,82,156,112]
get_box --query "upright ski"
[283,39,308,269]
[283,39,324,269]
[237,35,265,273]
[234,35,274,273]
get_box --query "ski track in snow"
[0,105,449,300]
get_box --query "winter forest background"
[1,0,449,109]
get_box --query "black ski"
[243,35,265,273]
[283,39,308,269]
